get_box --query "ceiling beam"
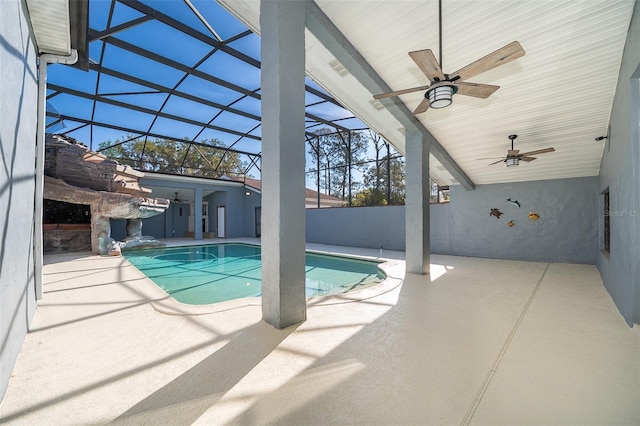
[89,16,153,41]
[304,1,474,190]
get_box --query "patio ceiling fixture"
[477,134,556,167]
[373,0,526,114]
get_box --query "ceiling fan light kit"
[428,84,457,109]
[506,157,520,167]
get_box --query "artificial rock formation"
[44,134,169,255]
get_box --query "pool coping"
[123,238,406,316]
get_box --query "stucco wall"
[597,0,640,326]
[0,0,39,399]
[306,205,405,251]
[433,177,598,264]
[307,177,598,265]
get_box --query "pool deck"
[1,239,639,425]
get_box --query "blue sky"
[46,0,393,187]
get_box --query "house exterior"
[223,175,346,208]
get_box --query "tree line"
[97,131,422,207]
[98,136,247,178]
[306,129,406,206]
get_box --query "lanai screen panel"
[46,0,366,178]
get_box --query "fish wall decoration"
[528,212,540,220]
[507,198,521,208]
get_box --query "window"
[604,189,610,253]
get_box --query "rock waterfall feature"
[44,134,170,255]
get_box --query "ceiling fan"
[478,134,555,167]
[373,0,525,114]
[173,192,188,203]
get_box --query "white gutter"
[34,50,78,300]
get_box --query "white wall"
[0,0,39,399]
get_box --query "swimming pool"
[124,243,386,305]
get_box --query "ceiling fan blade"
[455,82,500,99]
[408,49,445,81]
[520,156,536,162]
[520,147,555,156]
[508,150,519,156]
[476,156,506,160]
[451,41,525,82]
[413,97,431,114]
[488,159,506,166]
[373,85,430,100]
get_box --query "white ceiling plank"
[219,0,634,186]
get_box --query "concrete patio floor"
[1,240,639,425]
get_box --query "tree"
[356,143,406,206]
[366,130,386,193]
[364,153,405,205]
[306,128,369,204]
[352,188,388,207]
[98,136,247,178]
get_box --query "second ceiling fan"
[374,0,526,114]
[478,134,556,167]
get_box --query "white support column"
[260,0,307,329]
[405,128,431,275]
[194,187,203,240]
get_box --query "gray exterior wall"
[433,177,598,264]
[0,0,39,399]
[597,0,640,326]
[243,192,261,238]
[307,177,598,265]
[306,205,405,251]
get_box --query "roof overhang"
[25,0,89,69]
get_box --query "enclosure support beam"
[194,187,203,240]
[405,128,430,275]
[260,0,307,329]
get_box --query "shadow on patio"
[1,252,638,425]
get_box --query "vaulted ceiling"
[220,0,635,186]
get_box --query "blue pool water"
[124,243,385,305]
